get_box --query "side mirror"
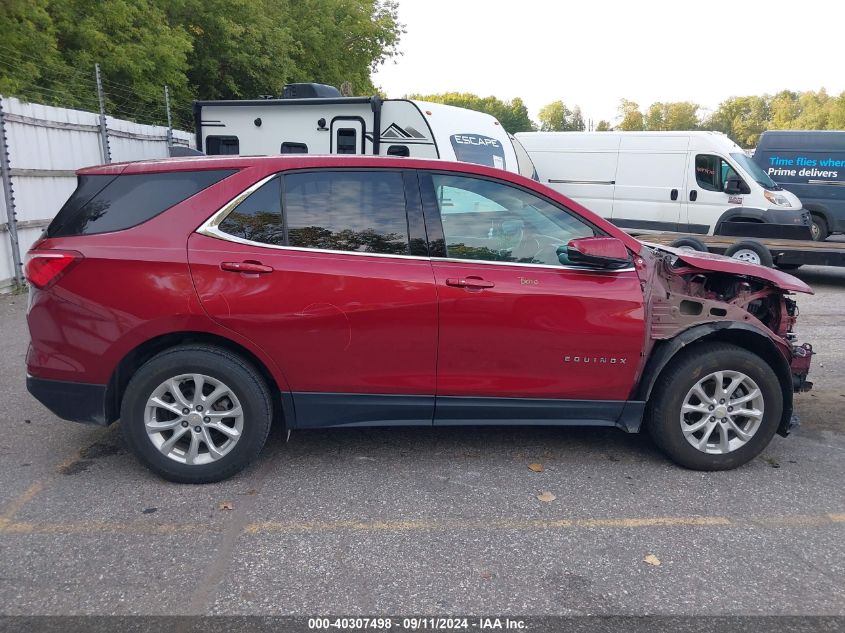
[725,176,750,196]
[561,236,631,269]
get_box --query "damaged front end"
[636,243,814,435]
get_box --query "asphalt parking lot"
[0,265,844,616]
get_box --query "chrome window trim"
[196,174,634,273]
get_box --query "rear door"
[419,171,646,425]
[188,169,437,428]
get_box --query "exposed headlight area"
[764,190,793,207]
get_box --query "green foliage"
[644,101,700,131]
[595,120,612,131]
[703,89,845,147]
[408,92,536,133]
[537,100,584,131]
[617,99,644,131]
[0,0,403,128]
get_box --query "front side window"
[218,177,283,245]
[431,174,595,266]
[283,171,408,255]
[696,154,745,192]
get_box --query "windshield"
[730,152,781,190]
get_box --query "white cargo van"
[194,83,538,178]
[515,131,811,240]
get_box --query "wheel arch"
[104,331,293,429]
[635,322,794,437]
[802,203,832,229]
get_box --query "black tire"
[121,345,273,483]
[723,240,774,268]
[646,343,783,471]
[810,214,829,242]
[669,237,708,252]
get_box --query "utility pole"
[95,64,111,164]
[0,98,23,289]
[164,84,173,154]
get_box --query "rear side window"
[218,177,283,245]
[283,171,408,255]
[336,129,357,154]
[206,136,239,155]
[450,134,506,170]
[48,170,236,237]
[281,142,308,154]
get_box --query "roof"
[77,154,505,176]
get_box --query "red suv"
[25,156,814,482]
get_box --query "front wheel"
[647,343,783,470]
[121,345,273,483]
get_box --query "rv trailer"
[194,83,537,178]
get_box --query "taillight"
[24,251,82,289]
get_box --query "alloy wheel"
[680,370,764,454]
[144,373,244,465]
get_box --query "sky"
[372,0,845,125]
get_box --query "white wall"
[0,96,194,292]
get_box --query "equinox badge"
[564,355,627,365]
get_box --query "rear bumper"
[26,375,110,425]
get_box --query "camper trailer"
[194,83,537,178]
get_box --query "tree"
[617,99,644,131]
[408,92,535,133]
[538,100,570,131]
[570,105,585,131]
[0,0,404,128]
[537,100,585,131]
[705,95,769,147]
[595,120,612,131]
[644,101,699,130]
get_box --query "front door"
[687,153,740,234]
[189,169,437,427]
[419,172,646,425]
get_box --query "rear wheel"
[647,343,783,470]
[121,345,273,483]
[809,214,828,241]
[723,240,774,267]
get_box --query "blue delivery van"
[753,130,845,240]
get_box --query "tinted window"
[336,128,357,154]
[695,154,725,191]
[206,136,239,155]
[218,177,283,245]
[283,171,408,255]
[450,134,506,170]
[48,170,236,237]
[387,145,410,157]
[432,174,595,266]
[281,142,308,154]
